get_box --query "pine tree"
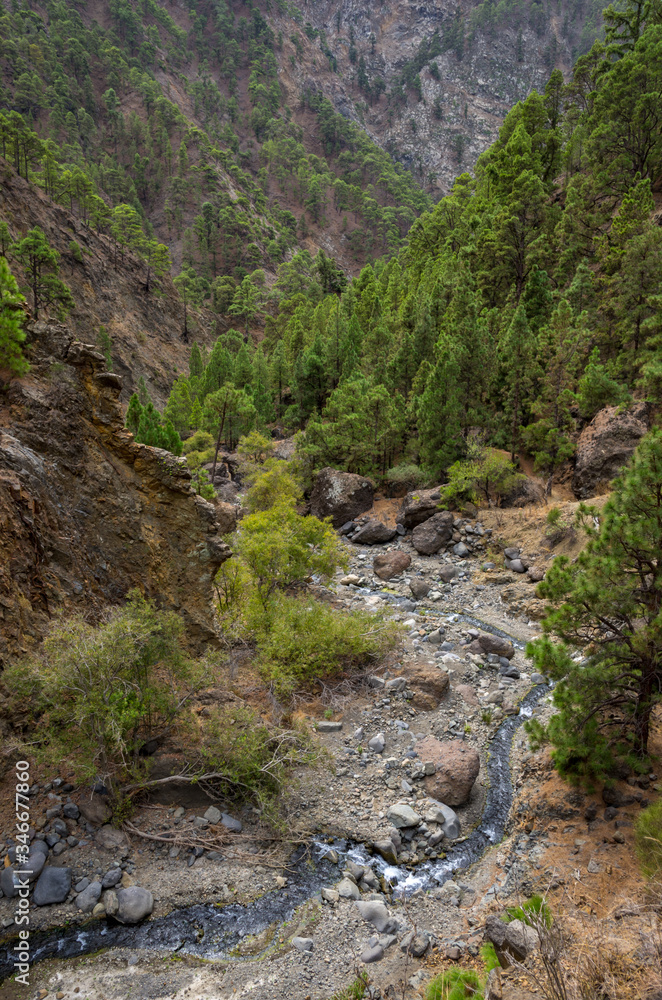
[189,342,203,378]
[251,345,273,426]
[233,343,253,390]
[125,393,144,435]
[11,227,74,320]
[576,347,630,418]
[527,426,662,777]
[499,302,539,458]
[0,257,28,375]
[203,340,233,397]
[269,340,290,419]
[137,376,151,407]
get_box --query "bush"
[426,967,483,1000]
[194,704,316,816]
[383,462,428,490]
[635,801,662,878]
[243,460,303,513]
[249,593,399,697]
[235,500,345,606]
[440,446,524,508]
[505,893,551,928]
[182,429,214,457]
[2,592,208,795]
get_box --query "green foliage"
[243,460,303,514]
[11,227,74,320]
[526,427,662,780]
[2,592,203,794]
[325,972,370,1000]
[426,967,483,1000]
[234,500,345,606]
[505,894,552,927]
[635,800,662,878]
[249,592,399,697]
[440,446,524,507]
[125,396,182,455]
[0,257,28,375]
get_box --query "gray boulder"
[310,468,374,528]
[292,936,313,952]
[386,803,421,828]
[33,867,72,906]
[101,867,122,888]
[372,839,398,864]
[398,488,443,528]
[76,882,101,913]
[409,578,430,599]
[361,945,384,963]
[336,877,360,900]
[412,511,454,555]
[351,520,397,545]
[116,887,154,924]
[95,825,129,851]
[573,402,649,500]
[356,900,395,933]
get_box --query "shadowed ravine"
[0,653,548,981]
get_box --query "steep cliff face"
[0,162,208,408]
[0,323,231,666]
[286,0,601,191]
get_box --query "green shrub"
[505,893,551,928]
[440,446,524,508]
[2,592,207,795]
[243,460,303,513]
[195,704,316,816]
[635,800,662,878]
[249,592,399,697]
[426,967,483,999]
[383,462,427,488]
[325,973,370,1000]
[182,429,214,457]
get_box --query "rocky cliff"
[0,323,232,666]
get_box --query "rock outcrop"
[398,487,442,529]
[0,323,231,664]
[573,402,650,499]
[309,467,374,528]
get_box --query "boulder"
[409,578,430,599]
[101,867,122,888]
[425,801,461,839]
[310,468,374,528]
[573,402,650,499]
[77,881,103,913]
[372,840,398,864]
[116,886,154,924]
[398,488,443,529]
[465,633,515,660]
[527,566,545,583]
[386,803,421,828]
[78,795,111,826]
[373,551,411,580]
[95,825,129,851]
[0,867,18,898]
[292,936,313,952]
[361,945,384,964]
[33,866,72,906]
[337,877,360,900]
[355,900,395,933]
[351,520,397,545]
[438,565,457,583]
[405,663,449,710]
[411,511,454,555]
[417,737,480,806]
[17,847,46,882]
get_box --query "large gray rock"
[17,847,46,882]
[372,839,398,864]
[465,633,515,659]
[411,511,454,555]
[0,867,18,898]
[417,737,480,806]
[310,468,374,528]
[78,795,112,826]
[355,900,396,933]
[398,487,443,528]
[425,801,461,839]
[77,881,103,912]
[386,803,421,828]
[373,550,411,580]
[95,825,129,851]
[573,402,650,499]
[116,886,154,924]
[351,520,397,545]
[336,877,360,899]
[33,866,72,906]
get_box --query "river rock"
[102,867,122,888]
[116,886,154,924]
[372,840,398,864]
[506,558,526,573]
[368,733,385,753]
[400,930,430,957]
[356,900,395,933]
[310,468,374,528]
[321,887,339,903]
[398,488,442,528]
[573,402,649,499]
[453,541,470,557]
[417,737,480,806]
[527,565,545,582]
[386,803,421,828]
[405,663,449,710]
[103,889,119,917]
[438,565,457,583]
[337,877,360,900]
[63,803,80,820]
[425,801,461,839]
[361,944,384,963]
[95,825,129,851]
[292,936,314,952]
[465,633,515,660]
[17,848,46,882]
[33,866,71,906]
[221,813,242,833]
[351,520,397,545]
[78,795,111,826]
[500,919,538,962]
[317,720,342,733]
[31,840,49,858]
[411,511,454,555]
[409,578,430,599]
[373,551,411,580]
[77,881,102,912]
[204,806,222,824]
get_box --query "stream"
[0,658,549,981]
